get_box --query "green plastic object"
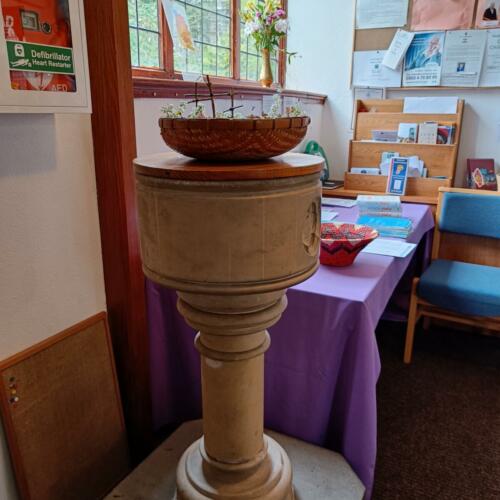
[304,140,330,183]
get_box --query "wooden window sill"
[133,76,327,104]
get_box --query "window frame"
[130,0,287,89]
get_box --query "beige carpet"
[373,322,500,500]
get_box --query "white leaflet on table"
[361,239,417,257]
[321,208,339,222]
[403,96,458,114]
[383,30,415,70]
[355,0,409,29]
[322,199,358,208]
[352,51,402,88]
[480,29,500,87]
[441,30,488,87]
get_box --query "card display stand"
[324,99,464,206]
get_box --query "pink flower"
[256,11,261,18]
[275,9,285,18]
[266,15,273,24]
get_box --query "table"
[146,203,435,499]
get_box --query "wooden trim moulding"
[133,76,328,104]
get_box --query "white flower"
[268,93,283,118]
[244,21,260,36]
[275,19,288,33]
[188,104,205,119]
[161,102,187,118]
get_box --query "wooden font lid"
[134,152,324,181]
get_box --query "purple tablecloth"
[146,203,435,499]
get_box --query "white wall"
[0,113,106,499]
[286,0,500,184]
[287,0,355,179]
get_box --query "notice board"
[0,312,129,500]
[352,0,500,89]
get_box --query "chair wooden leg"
[422,317,431,331]
[404,279,420,364]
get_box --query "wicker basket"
[159,116,311,161]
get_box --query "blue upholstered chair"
[404,187,500,363]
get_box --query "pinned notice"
[353,51,402,88]
[382,30,415,70]
[476,1,500,29]
[441,30,487,87]
[411,0,475,31]
[403,32,445,87]
[356,0,409,29]
[480,29,500,86]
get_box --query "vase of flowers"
[241,1,291,88]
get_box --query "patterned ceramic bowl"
[320,223,378,267]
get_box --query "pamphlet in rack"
[387,158,409,195]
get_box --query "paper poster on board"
[353,50,402,88]
[476,1,500,29]
[480,29,500,86]
[441,30,487,87]
[1,0,75,92]
[355,0,409,30]
[411,0,475,31]
[0,0,90,112]
[403,32,445,87]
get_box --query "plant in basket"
[158,76,310,162]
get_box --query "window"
[128,0,286,85]
[128,0,162,68]
[173,0,232,77]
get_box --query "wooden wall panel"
[83,0,152,459]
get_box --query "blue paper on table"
[357,215,413,239]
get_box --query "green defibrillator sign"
[6,40,75,75]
